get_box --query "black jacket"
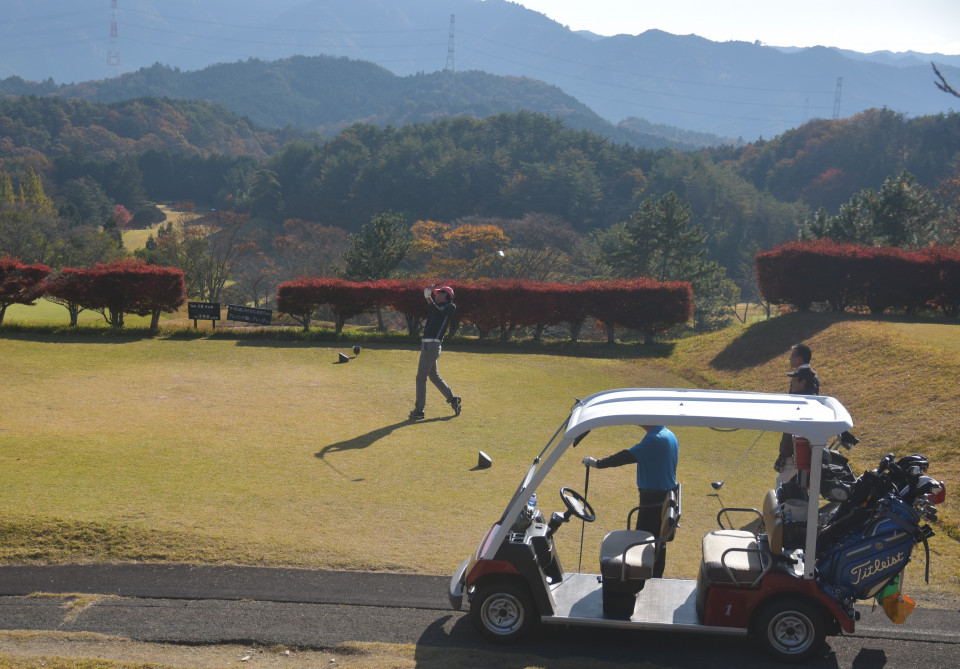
[423,299,455,340]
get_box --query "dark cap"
[787,364,820,393]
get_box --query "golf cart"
[448,388,944,662]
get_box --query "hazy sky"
[512,0,960,55]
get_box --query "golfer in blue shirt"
[583,425,679,577]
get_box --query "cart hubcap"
[482,593,524,634]
[769,611,812,653]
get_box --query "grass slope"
[0,313,957,604]
[673,312,960,601]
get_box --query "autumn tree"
[408,219,509,280]
[81,259,186,330]
[42,268,89,326]
[0,258,52,325]
[273,219,348,280]
[136,211,255,301]
[496,214,592,281]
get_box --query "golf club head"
[710,481,723,490]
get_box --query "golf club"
[430,249,506,288]
[578,460,590,572]
[710,431,766,490]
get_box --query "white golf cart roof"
[567,388,853,445]
[486,388,854,580]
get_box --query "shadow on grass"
[0,327,153,344]
[708,312,842,372]
[315,417,453,481]
[2,323,678,358]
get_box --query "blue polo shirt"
[628,426,679,490]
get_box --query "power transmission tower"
[444,14,456,98]
[445,14,455,73]
[107,0,120,78]
[833,77,843,119]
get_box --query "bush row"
[276,277,693,343]
[756,241,960,316]
[0,257,186,330]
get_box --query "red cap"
[436,286,454,299]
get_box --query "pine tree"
[343,212,411,280]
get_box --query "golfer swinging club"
[409,285,461,420]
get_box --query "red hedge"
[756,241,958,315]
[277,277,694,342]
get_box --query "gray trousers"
[414,341,453,412]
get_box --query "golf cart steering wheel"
[560,487,596,522]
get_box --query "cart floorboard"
[545,574,747,635]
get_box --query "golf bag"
[815,452,942,605]
[775,434,858,548]
[817,495,933,601]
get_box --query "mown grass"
[0,335,696,575]
[3,301,154,327]
[1,312,957,604]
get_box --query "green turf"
[3,301,155,326]
[1,316,957,604]
[0,336,714,575]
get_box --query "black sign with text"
[227,304,272,325]
[188,302,221,321]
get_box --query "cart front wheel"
[753,598,826,663]
[470,581,537,644]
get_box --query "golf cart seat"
[598,486,681,617]
[700,489,783,587]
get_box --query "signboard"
[188,302,221,321]
[227,304,272,325]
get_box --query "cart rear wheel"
[752,598,826,663]
[470,581,537,644]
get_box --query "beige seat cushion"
[701,529,765,585]
[761,490,784,555]
[599,529,655,580]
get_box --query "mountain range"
[0,56,730,151]
[2,0,959,141]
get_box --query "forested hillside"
[3,93,959,335]
[0,95,314,162]
[711,108,960,213]
[0,55,715,151]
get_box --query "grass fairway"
[1,313,958,606]
[0,336,699,575]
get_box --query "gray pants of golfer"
[414,341,453,412]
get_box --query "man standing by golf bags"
[409,285,462,420]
